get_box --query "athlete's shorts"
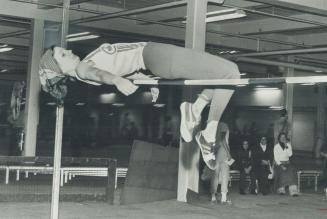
[142,42,240,80]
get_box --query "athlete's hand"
[112,76,139,96]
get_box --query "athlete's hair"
[38,46,67,104]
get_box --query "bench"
[61,167,128,188]
[2,164,322,192]
[297,170,322,192]
[0,165,127,189]
[230,169,322,193]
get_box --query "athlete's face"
[53,47,80,76]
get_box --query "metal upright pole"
[177,0,207,202]
[50,0,70,218]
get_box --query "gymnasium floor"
[1,141,326,218]
[1,173,326,219]
[0,192,326,219]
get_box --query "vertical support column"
[166,87,174,115]
[184,0,207,51]
[316,84,325,152]
[50,0,70,219]
[23,19,44,156]
[177,0,207,202]
[106,159,117,204]
[283,62,294,143]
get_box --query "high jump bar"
[133,75,327,86]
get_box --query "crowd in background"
[201,109,300,204]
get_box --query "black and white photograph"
[0,0,327,218]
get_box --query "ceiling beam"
[0,0,61,21]
[234,57,327,72]
[208,0,225,4]
[0,16,30,28]
[291,32,327,46]
[216,13,327,36]
[221,3,327,28]
[71,0,188,25]
[233,47,327,57]
[244,0,327,17]
[1,0,310,51]
[0,53,27,63]
[0,37,30,47]
[0,73,26,81]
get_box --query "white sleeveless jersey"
[86,42,147,73]
[76,42,147,85]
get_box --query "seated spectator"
[253,136,273,195]
[237,139,256,194]
[274,132,299,196]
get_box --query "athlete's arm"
[76,61,138,96]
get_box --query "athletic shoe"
[180,102,200,142]
[221,199,232,205]
[289,185,299,197]
[277,187,286,195]
[195,132,216,170]
[210,199,218,205]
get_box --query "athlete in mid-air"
[39,42,240,169]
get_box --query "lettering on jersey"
[117,44,138,52]
[116,42,147,53]
[101,44,116,54]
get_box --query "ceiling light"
[255,87,279,90]
[112,103,125,107]
[240,73,247,76]
[315,70,323,73]
[206,9,246,23]
[46,102,56,106]
[99,93,117,104]
[183,8,246,24]
[236,84,247,87]
[269,106,284,110]
[219,50,239,55]
[0,69,8,73]
[0,44,8,48]
[66,32,91,38]
[207,8,238,16]
[75,102,86,106]
[153,104,165,108]
[0,47,14,53]
[300,83,315,86]
[66,35,100,42]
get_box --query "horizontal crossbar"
[133,75,327,86]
